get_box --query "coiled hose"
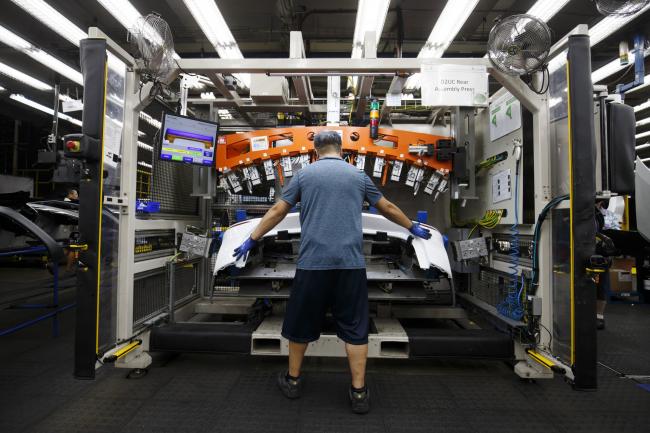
[498,150,524,321]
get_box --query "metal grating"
[472,267,510,308]
[147,136,199,216]
[213,187,274,226]
[133,260,200,326]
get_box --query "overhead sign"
[421,64,488,107]
[250,136,269,151]
[62,99,83,112]
[489,91,522,141]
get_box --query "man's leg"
[345,343,368,389]
[278,270,327,399]
[333,269,370,413]
[288,341,308,378]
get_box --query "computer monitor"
[159,113,219,166]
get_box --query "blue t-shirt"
[280,157,383,270]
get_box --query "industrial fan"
[487,14,552,77]
[127,13,176,83]
[593,0,650,16]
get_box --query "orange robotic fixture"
[215,126,454,174]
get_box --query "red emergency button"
[66,140,80,152]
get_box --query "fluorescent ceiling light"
[592,55,635,83]
[637,117,650,127]
[636,130,650,140]
[137,161,152,169]
[405,0,479,89]
[351,0,390,58]
[0,85,5,91]
[0,61,51,90]
[10,93,81,126]
[218,108,233,119]
[636,143,650,150]
[419,0,479,59]
[634,100,650,112]
[96,0,142,33]
[590,4,650,47]
[526,0,571,22]
[349,0,390,90]
[182,0,249,87]
[9,0,86,46]
[545,4,650,78]
[137,141,153,152]
[0,24,82,84]
[10,0,124,72]
[139,112,161,129]
[642,157,650,162]
[554,3,650,51]
[591,49,650,83]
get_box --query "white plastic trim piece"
[214,213,452,277]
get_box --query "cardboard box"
[609,257,636,293]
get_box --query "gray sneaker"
[349,386,370,414]
[277,372,302,399]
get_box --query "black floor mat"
[2,294,650,433]
[597,304,650,376]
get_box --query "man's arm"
[374,197,431,239]
[233,200,293,260]
[374,197,412,229]
[250,200,293,241]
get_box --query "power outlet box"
[492,169,512,204]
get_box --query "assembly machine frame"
[81,26,596,386]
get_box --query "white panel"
[490,92,522,141]
[326,75,340,125]
[421,64,488,107]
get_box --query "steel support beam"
[354,31,377,123]
[187,98,327,113]
[177,57,489,74]
[205,71,255,125]
[289,31,313,106]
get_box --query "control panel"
[179,232,212,258]
[134,229,176,261]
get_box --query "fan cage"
[594,0,649,16]
[127,13,176,81]
[487,14,552,76]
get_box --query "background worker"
[63,188,78,202]
[233,131,432,414]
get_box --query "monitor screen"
[159,113,218,166]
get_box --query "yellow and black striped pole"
[74,38,108,379]
[566,33,598,390]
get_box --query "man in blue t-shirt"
[233,131,431,414]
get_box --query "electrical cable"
[530,194,569,293]
[466,209,504,239]
[475,151,508,174]
[525,66,550,95]
[497,144,524,320]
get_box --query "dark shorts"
[281,269,369,345]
